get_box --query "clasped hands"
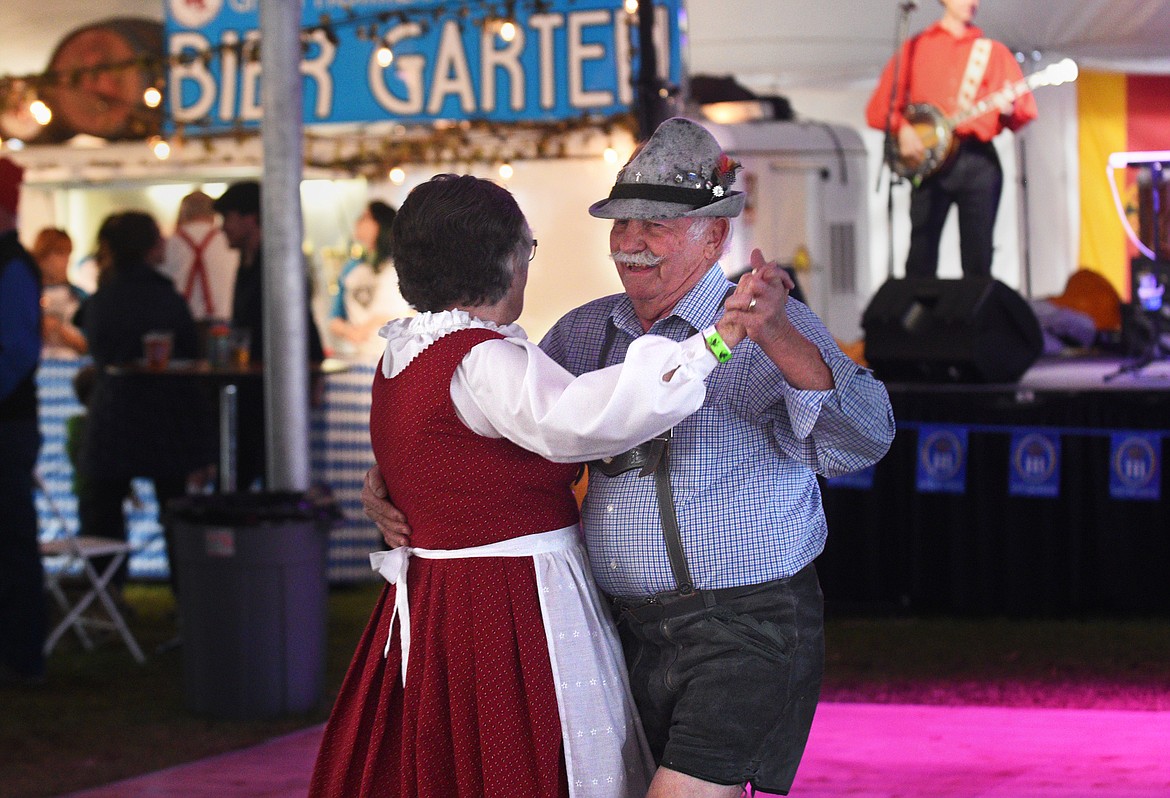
[714,248,797,351]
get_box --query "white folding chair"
[40,535,147,664]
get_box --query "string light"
[29,100,52,126]
[388,165,406,184]
[375,40,394,67]
[499,21,517,42]
[149,136,171,159]
[143,87,162,108]
[603,145,618,164]
[624,0,639,14]
[498,160,514,180]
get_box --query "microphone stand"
[878,1,918,281]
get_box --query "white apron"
[371,525,655,798]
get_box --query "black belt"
[610,580,775,623]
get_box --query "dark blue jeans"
[615,564,825,794]
[0,417,46,677]
[906,138,1004,278]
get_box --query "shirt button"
[609,559,619,570]
[606,505,614,513]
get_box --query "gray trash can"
[168,491,336,719]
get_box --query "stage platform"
[819,354,1170,618]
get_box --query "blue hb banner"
[1008,430,1061,498]
[1109,432,1162,501]
[915,425,968,495]
[163,0,682,132]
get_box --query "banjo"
[887,58,1078,183]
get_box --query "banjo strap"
[957,38,992,111]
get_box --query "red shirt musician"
[866,0,1038,278]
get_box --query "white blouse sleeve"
[450,333,716,462]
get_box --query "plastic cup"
[143,330,174,370]
[230,328,252,368]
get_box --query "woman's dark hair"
[391,175,528,312]
[96,210,162,270]
[366,200,397,273]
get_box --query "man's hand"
[897,124,925,168]
[361,466,411,548]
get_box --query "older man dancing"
[365,118,896,796]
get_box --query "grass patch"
[3,584,1169,797]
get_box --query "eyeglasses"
[528,238,538,262]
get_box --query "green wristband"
[703,326,733,363]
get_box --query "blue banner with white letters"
[1008,430,1061,498]
[1109,432,1162,501]
[915,425,968,494]
[163,0,682,132]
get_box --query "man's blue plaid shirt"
[540,265,896,599]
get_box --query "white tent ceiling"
[3,1,1170,89]
[685,0,1170,94]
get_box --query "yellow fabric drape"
[1077,71,1130,298]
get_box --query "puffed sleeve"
[450,332,717,462]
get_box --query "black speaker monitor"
[862,278,1043,383]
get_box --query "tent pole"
[260,0,309,492]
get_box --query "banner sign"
[915,425,968,495]
[1008,430,1061,498]
[163,0,682,132]
[1109,432,1162,501]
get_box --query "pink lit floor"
[65,702,1170,797]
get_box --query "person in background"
[32,227,88,358]
[362,118,896,797]
[75,211,208,597]
[310,173,758,797]
[69,252,100,296]
[866,0,1037,278]
[329,200,412,364]
[0,157,48,688]
[160,190,239,331]
[65,365,96,532]
[214,181,325,490]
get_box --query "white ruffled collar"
[378,309,527,378]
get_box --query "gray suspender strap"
[651,429,694,594]
[590,318,695,594]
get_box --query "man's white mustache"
[610,251,664,267]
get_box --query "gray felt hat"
[589,117,745,220]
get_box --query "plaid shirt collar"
[607,263,733,338]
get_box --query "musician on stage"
[866,0,1037,278]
